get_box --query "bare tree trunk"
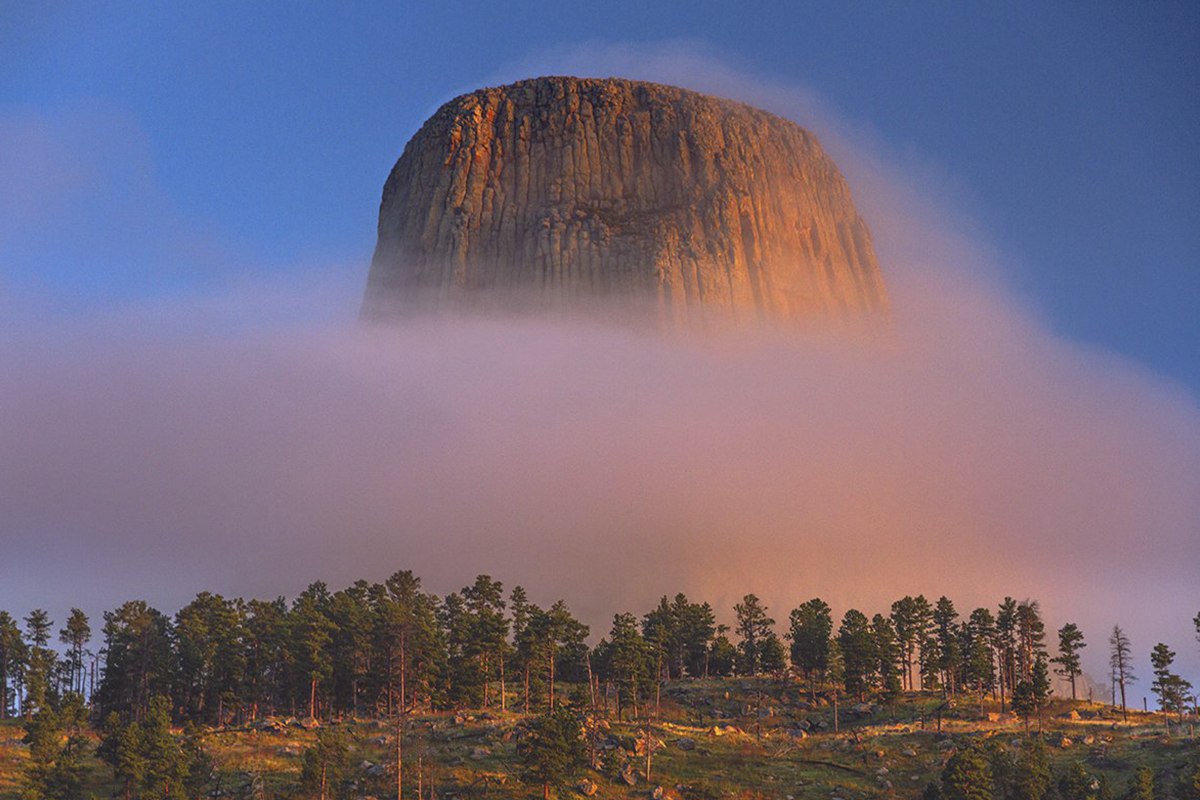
[586,653,595,711]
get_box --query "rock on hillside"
[363,76,888,324]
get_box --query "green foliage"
[1057,761,1099,800]
[518,706,587,798]
[871,613,902,703]
[97,712,146,799]
[1052,623,1086,700]
[1012,656,1051,730]
[20,705,87,800]
[788,598,832,691]
[942,745,993,800]
[642,594,716,679]
[299,728,352,800]
[141,696,187,800]
[1010,738,1051,800]
[1149,642,1192,715]
[759,632,787,674]
[733,594,775,676]
[706,633,737,678]
[837,609,876,699]
[932,597,962,695]
[596,613,653,720]
[1127,766,1153,800]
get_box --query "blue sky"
[3,2,1198,392]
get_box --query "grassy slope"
[0,681,1195,800]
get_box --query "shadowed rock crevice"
[363,76,889,324]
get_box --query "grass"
[0,684,1194,800]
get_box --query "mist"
[2,49,1199,692]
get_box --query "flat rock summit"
[363,76,888,323]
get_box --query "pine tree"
[1127,766,1153,800]
[97,712,146,800]
[0,612,25,720]
[994,598,1018,712]
[871,614,902,704]
[141,695,186,800]
[1108,626,1134,722]
[518,705,586,800]
[837,610,876,701]
[941,745,993,800]
[788,599,832,698]
[291,585,335,720]
[1009,737,1050,800]
[890,596,922,692]
[1149,642,1192,722]
[57,610,90,698]
[599,613,651,721]
[932,598,962,697]
[300,728,352,800]
[759,633,787,675]
[1057,761,1098,800]
[95,601,174,721]
[22,610,56,717]
[1012,656,1050,733]
[965,608,996,716]
[1051,623,1086,701]
[733,594,774,676]
[1015,601,1046,682]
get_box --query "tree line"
[1,573,1197,731]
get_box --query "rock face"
[363,76,888,323]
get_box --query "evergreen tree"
[460,575,509,710]
[23,609,56,716]
[1012,656,1050,733]
[1149,642,1192,720]
[0,612,25,719]
[932,597,962,697]
[518,705,587,800]
[1127,766,1153,800]
[291,584,335,720]
[759,633,787,675]
[1015,601,1046,682]
[733,594,774,676]
[1108,626,1134,722]
[328,584,372,717]
[965,608,996,715]
[98,712,146,800]
[1010,738,1051,800]
[871,614,902,703]
[788,598,832,697]
[95,601,174,721]
[244,598,291,718]
[299,728,352,800]
[890,596,922,692]
[174,593,247,725]
[837,610,876,701]
[141,695,187,800]
[706,629,737,678]
[1052,623,1086,701]
[994,598,1018,712]
[57,610,90,698]
[941,745,993,800]
[673,595,717,679]
[1057,762,1099,800]
[598,613,652,721]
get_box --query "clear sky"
[3,1,1198,392]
